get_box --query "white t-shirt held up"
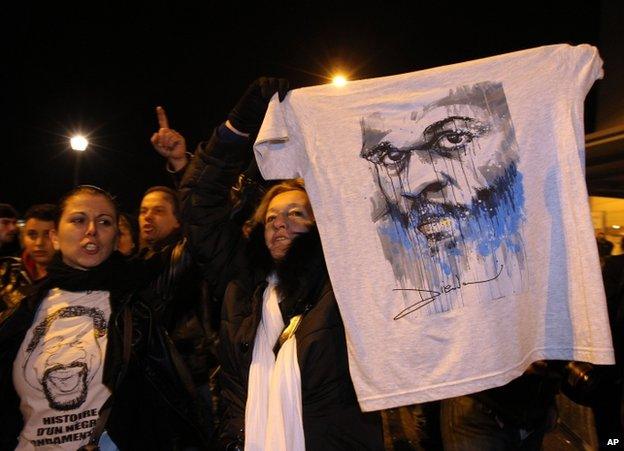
[254,44,614,411]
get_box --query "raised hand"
[150,106,188,171]
[227,77,290,136]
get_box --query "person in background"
[148,107,225,440]
[597,232,614,260]
[0,204,57,319]
[0,204,20,258]
[20,204,57,281]
[439,363,560,451]
[593,238,624,445]
[117,213,139,257]
[138,186,182,256]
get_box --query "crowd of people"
[1,78,623,450]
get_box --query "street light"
[70,135,88,151]
[70,135,89,185]
[332,74,347,87]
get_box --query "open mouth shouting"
[82,241,100,255]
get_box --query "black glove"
[227,77,289,135]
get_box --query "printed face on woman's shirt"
[23,306,108,411]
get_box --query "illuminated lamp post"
[70,135,88,186]
[332,74,348,87]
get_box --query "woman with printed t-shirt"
[179,78,383,451]
[0,185,209,450]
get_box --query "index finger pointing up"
[156,106,170,129]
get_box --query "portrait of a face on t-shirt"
[360,81,527,318]
[22,305,108,411]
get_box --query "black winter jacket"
[219,230,384,451]
[140,231,219,385]
[179,128,383,451]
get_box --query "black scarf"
[245,226,329,320]
[46,251,147,294]
[274,227,328,311]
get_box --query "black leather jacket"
[140,232,219,385]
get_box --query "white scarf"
[244,275,305,451]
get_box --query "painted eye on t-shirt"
[423,116,489,158]
[430,130,475,154]
[365,141,409,167]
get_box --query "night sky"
[3,2,604,215]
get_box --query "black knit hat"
[0,203,18,218]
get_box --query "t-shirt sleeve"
[564,44,603,169]
[253,95,306,180]
[572,44,604,98]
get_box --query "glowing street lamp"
[70,135,89,151]
[70,135,89,185]
[332,74,347,87]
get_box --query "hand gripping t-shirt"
[254,44,614,411]
[13,288,113,450]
